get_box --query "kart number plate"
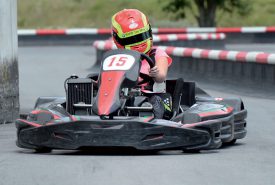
[103,54,135,71]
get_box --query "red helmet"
[111,9,153,54]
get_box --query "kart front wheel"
[222,139,237,146]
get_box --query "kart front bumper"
[16,117,225,151]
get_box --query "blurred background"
[18,0,275,28]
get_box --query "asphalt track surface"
[1,45,275,185]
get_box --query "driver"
[111,9,172,119]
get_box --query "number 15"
[108,56,127,67]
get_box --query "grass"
[18,0,275,28]
[217,0,275,27]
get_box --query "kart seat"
[181,81,196,107]
[171,78,184,115]
[166,78,184,117]
[86,73,99,81]
[166,79,196,115]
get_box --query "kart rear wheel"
[182,149,200,153]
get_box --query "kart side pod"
[182,103,234,124]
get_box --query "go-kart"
[16,49,247,153]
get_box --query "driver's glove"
[148,66,159,78]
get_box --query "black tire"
[222,139,237,146]
[35,148,52,153]
[182,149,201,153]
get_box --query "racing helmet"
[111,9,153,54]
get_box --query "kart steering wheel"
[138,53,155,85]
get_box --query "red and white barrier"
[153,33,225,42]
[18,28,110,36]
[93,33,224,49]
[158,46,275,64]
[93,40,275,65]
[18,26,275,36]
[154,27,275,33]
[18,29,225,40]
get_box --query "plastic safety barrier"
[18,27,275,35]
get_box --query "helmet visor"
[113,29,152,46]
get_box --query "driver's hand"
[148,66,159,78]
